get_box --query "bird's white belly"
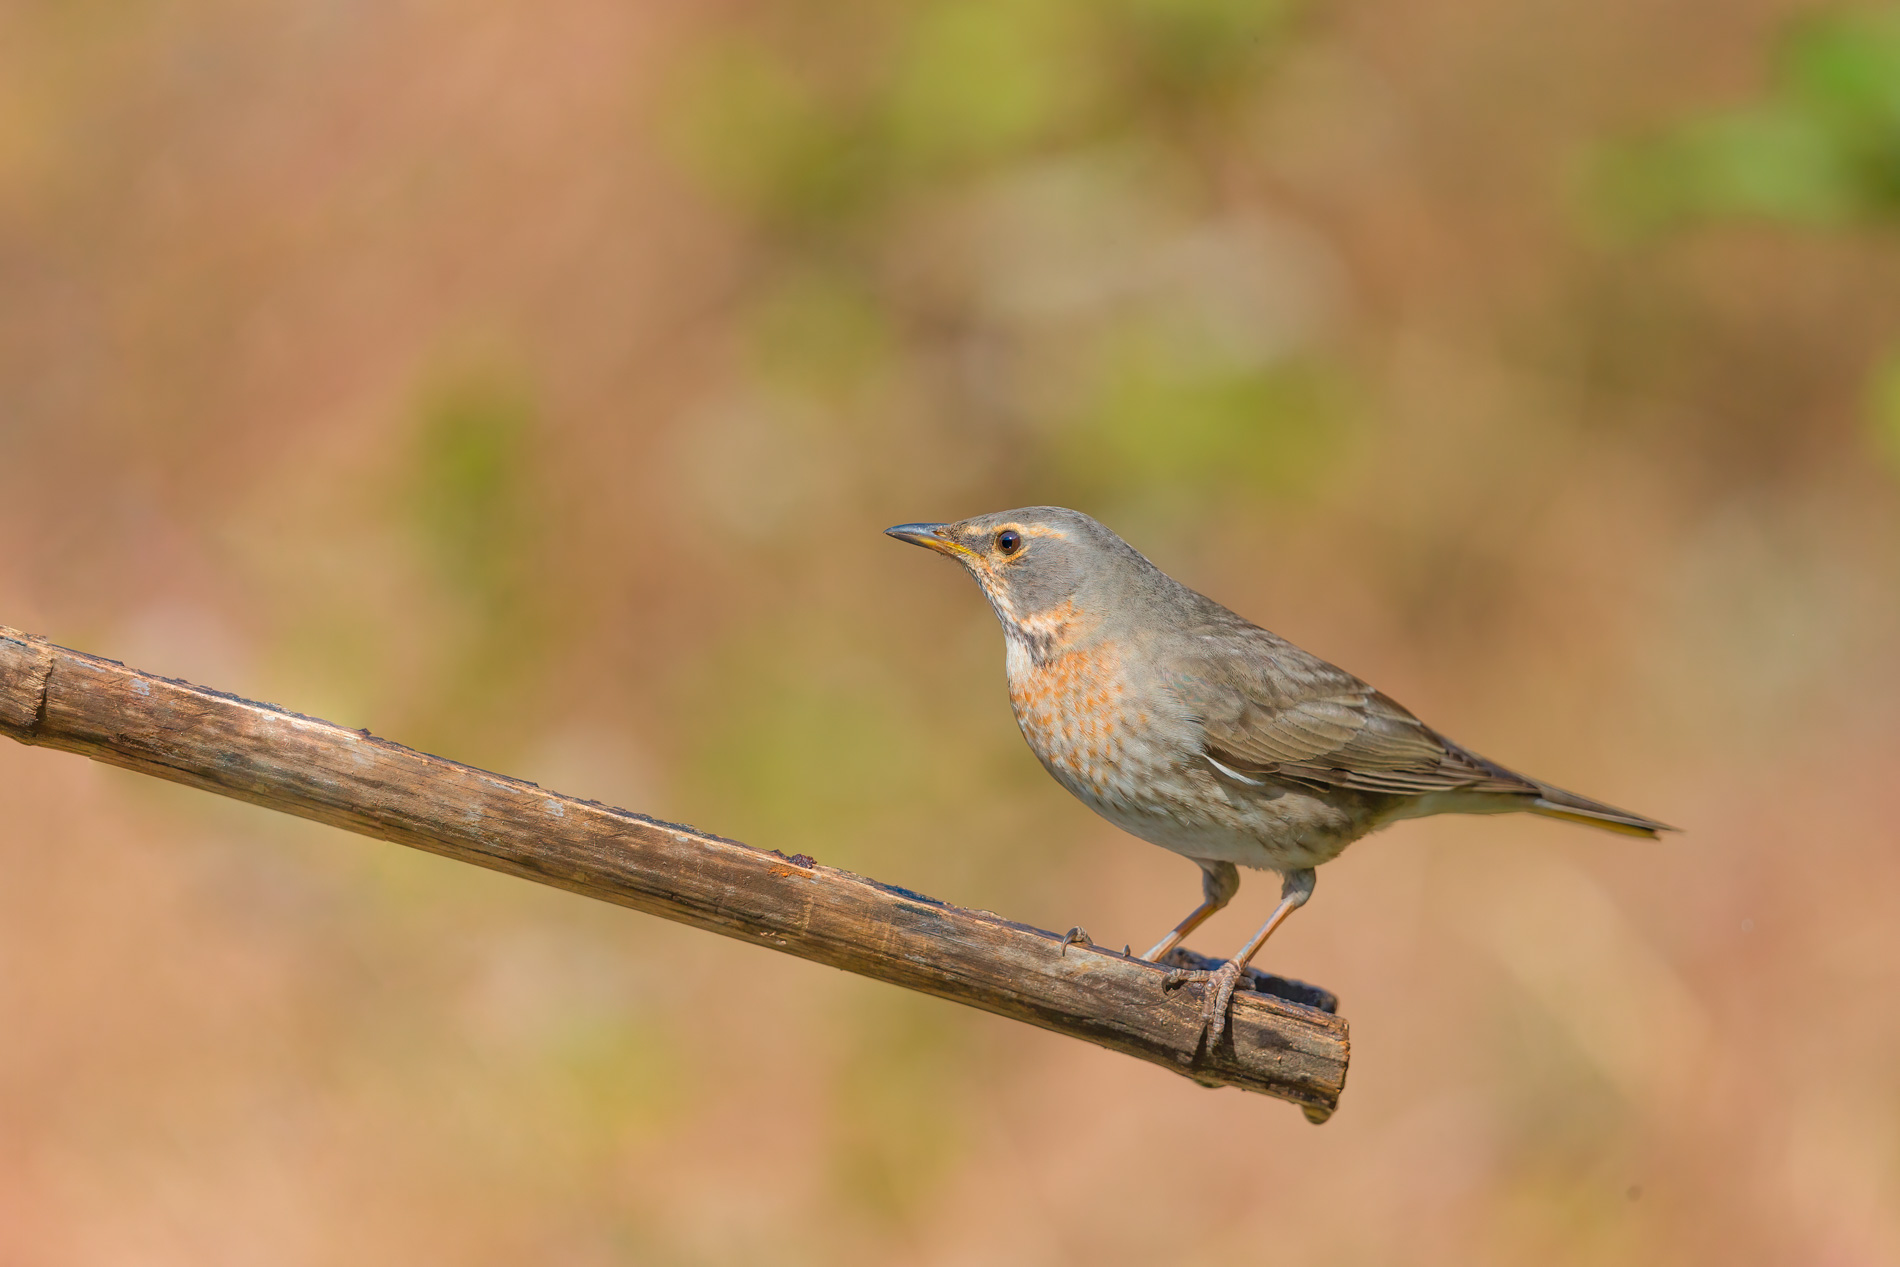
[1059,766,1356,873]
[1004,638,1359,873]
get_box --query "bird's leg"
[1058,926,1093,956]
[1141,861,1240,962]
[1170,868,1316,1047]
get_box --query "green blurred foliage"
[1101,0,1300,112]
[410,369,542,605]
[1599,6,1900,232]
[670,0,1344,523]
[677,617,940,865]
[828,993,974,1222]
[746,267,895,398]
[673,0,1300,240]
[538,1014,693,1151]
[672,41,885,241]
[1594,4,1900,482]
[401,365,556,749]
[1869,347,1900,475]
[884,0,1090,173]
[1057,332,1349,500]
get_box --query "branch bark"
[0,625,1347,1120]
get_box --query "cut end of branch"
[0,626,55,736]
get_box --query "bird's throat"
[999,598,1091,669]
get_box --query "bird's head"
[885,506,1148,645]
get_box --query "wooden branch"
[0,625,1348,1120]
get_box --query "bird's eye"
[996,529,1022,556]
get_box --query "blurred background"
[3,0,1899,1262]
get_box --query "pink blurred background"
[4,0,1899,1262]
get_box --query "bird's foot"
[1162,958,1248,1047]
[1058,926,1093,956]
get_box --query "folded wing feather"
[1178,627,1538,799]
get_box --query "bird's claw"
[1201,960,1246,1045]
[1059,926,1093,956]
[1159,960,1248,1046]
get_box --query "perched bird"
[887,507,1673,1044]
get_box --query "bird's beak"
[885,522,972,559]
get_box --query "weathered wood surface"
[0,624,1348,1119]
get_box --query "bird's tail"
[1527,782,1676,839]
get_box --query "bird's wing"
[1173,627,1535,797]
